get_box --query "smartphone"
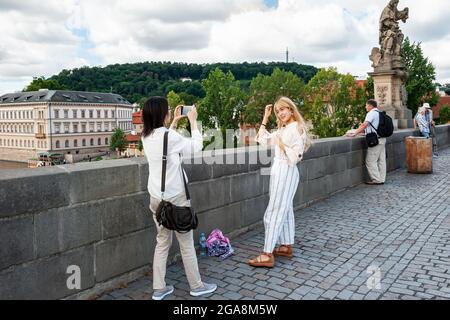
[181,105,194,116]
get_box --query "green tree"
[109,128,127,156]
[243,68,305,126]
[304,67,366,138]
[167,90,184,112]
[198,68,245,132]
[24,76,66,91]
[403,38,436,115]
[439,105,450,124]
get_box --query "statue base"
[368,70,412,129]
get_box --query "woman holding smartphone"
[248,97,311,268]
[141,97,217,300]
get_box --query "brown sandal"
[273,245,293,258]
[248,253,274,268]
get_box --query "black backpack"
[375,110,394,138]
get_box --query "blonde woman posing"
[248,97,311,268]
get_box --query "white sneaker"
[152,285,174,300]
[190,283,217,297]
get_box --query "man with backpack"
[347,99,394,185]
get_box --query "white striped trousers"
[263,159,299,253]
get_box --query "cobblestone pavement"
[99,148,450,300]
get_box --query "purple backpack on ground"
[206,229,234,260]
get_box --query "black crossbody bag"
[366,122,379,148]
[155,131,198,233]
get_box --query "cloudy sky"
[0,0,449,94]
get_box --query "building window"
[90,123,94,132]
[97,123,102,131]
[81,110,85,118]
[82,124,86,133]
[90,138,94,146]
[105,138,109,145]
[55,110,59,118]
[73,109,77,118]
[74,140,78,147]
[105,110,109,118]
[55,123,60,134]
[82,139,86,147]
[73,124,78,133]
[97,110,101,118]
[112,111,115,118]
[64,123,69,133]
[89,110,93,118]
[65,140,70,148]
[98,138,101,146]
[56,140,60,148]
[64,110,69,119]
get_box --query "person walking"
[141,96,217,300]
[248,97,311,268]
[347,99,386,185]
[423,103,438,156]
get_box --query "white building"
[0,90,133,162]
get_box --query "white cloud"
[1,0,450,95]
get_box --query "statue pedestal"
[368,70,413,129]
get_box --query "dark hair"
[142,96,169,137]
[366,99,378,108]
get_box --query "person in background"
[347,99,386,185]
[414,106,431,138]
[423,103,438,157]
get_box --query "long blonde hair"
[274,96,312,152]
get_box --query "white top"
[255,121,306,166]
[142,127,203,200]
[364,108,380,135]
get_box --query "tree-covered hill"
[42,61,317,103]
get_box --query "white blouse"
[142,127,203,200]
[255,121,306,166]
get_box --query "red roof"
[355,80,367,88]
[133,111,143,125]
[432,96,450,119]
[126,134,141,143]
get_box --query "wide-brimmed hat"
[422,103,431,109]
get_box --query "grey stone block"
[60,203,102,252]
[0,216,34,270]
[329,170,351,194]
[0,245,94,299]
[0,167,70,218]
[303,175,331,203]
[349,167,364,186]
[190,177,231,213]
[95,229,155,282]
[195,202,241,237]
[293,184,305,207]
[330,138,352,155]
[64,159,140,204]
[128,157,149,191]
[351,137,366,151]
[303,140,330,160]
[230,172,262,203]
[326,154,348,175]
[248,147,274,172]
[347,151,364,169]
[183,162,213,182]
[35,210,60,258]
[240,195,269,226]
[304,157,327,180]
[101,192,152,240]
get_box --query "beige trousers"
[150,193,203,290]
[365,137,387,183]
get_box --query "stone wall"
[0,125,449,299]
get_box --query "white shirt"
[255,121,306,166]
[364,108,380,135]
[142,127,203,200]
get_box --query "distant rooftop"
[0,90,131,106]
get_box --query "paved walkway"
[98,148,450,300]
